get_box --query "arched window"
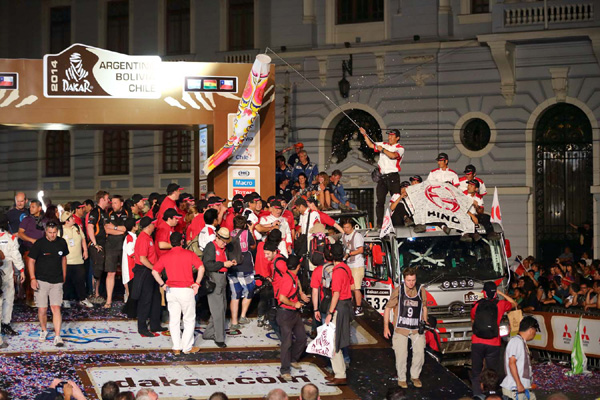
[45,131,70,177]
[163,130,192,173]
[535,103,592,262]
[103,130,129,175]
[331,109,382,163]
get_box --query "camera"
[418,320,428,335]
[253,275,272,295]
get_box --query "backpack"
[184,236,203,257]
[318,263,349,314]
[227,229,248,265]
[309,233,329,266]
[472,298,499,339]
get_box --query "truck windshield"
[397,236,506,284]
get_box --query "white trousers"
[166,287,196,352]
[0,265,16,325]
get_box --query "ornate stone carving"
[549,67,569,102]
[410,67,435,87]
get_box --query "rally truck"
[360,223,512,364]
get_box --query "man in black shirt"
[104,195,130,308]
[86,190,110,304]
[27,222,69,347]
[6,192,28,234]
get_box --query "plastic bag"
[306,323,336,359]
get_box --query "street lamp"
[338,54,353,98]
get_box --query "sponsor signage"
[228,113,261,165]
[551,315,600,356]
[363,282,392,315]
[228,166,260,199]
[184,76,238,93]
[86,362,342,399]
[43,43,162,98]
[0,73,17,90]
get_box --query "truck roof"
[361,222,504,239]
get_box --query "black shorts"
[90,245,105,279]
[104,241,122,273]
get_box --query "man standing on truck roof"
[383,267,428,389]
[360,127,404,229]
[470,281,517,397]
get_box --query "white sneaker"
[62,300,71,309]
[80,299,94,308]
[39,330,48,342]
[53,335,64,347]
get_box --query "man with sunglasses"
[360,127,404,228]
[27,222,69,347]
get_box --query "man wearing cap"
[152,231,205,355]
[409,175,422,185]
[132,216,164,336]
[470,282,517,397]
[130,194,147,219]
[258,200,292,255]
[206,196,227,227]
[458,165,487,196]
[277,142,308,167]
[428,153,459,185]
[390,182,417,227]
[0,213,25,338]
[86,191,110,304]
[501,316,539,399]
[273,254,310,380]
[70,201,86,230]
[202,227,237,347]
[360,127,405,228]
[464,180,496,238]
[104,195,131,308]
[156,183,183,221]
[156,209,180,259]
[323,242,354,386]
[243,193,262,240]
[291,150,319,185]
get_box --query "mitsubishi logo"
[582,326,590,341]
[563,324,571,338]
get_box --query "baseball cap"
[400,181,411,188]
[180,193,193,202]
[264,241,279,252]
[163,208,180,220]
[207,196,225,206]
[467,179,480,189]
[483,281,497,299]
[464,164,476,174]
[232,199,244,214]
[409,175,423,183]
[139,216,155,229]
[232,194,244,202]
[287,254,301,270]
[436,152,449,161]
[131,194,147,204]
[330,242,345,260]
[386,129,401,137]
[270,200,283,209]
[60,211,73,223]
[294,142,304,148]
[166,183,183,194]
[148,192,160,204]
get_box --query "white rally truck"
[361,223,512,362]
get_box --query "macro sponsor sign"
[85,362,344,399]
[228,166,260,198]
[43,43,161,98]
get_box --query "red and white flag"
[490,187,502,226]
[510,256,526,276]
[380,208,394,238]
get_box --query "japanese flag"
[490,187,502,226]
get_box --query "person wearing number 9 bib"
[383,267,428,389]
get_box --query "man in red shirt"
[132,217,165,337]
[152,232,205,355]
[323,243,354,386]
[156,183,183,221]
[274,254,310,380]
[470,282,517,396]
[155,209,180,258]
[70,201,86,231]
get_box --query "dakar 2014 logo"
[62,52,92,93]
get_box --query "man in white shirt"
[243,193,262,241]
[197,208,218,251]
[457,164,487,196]
[258,200,292,255]
[360,127,405,228]
[428,153,459,185]
[501,316,539,400]
[463,180,497,240]
[341,219,365,316]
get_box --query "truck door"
[363,237,395,314]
